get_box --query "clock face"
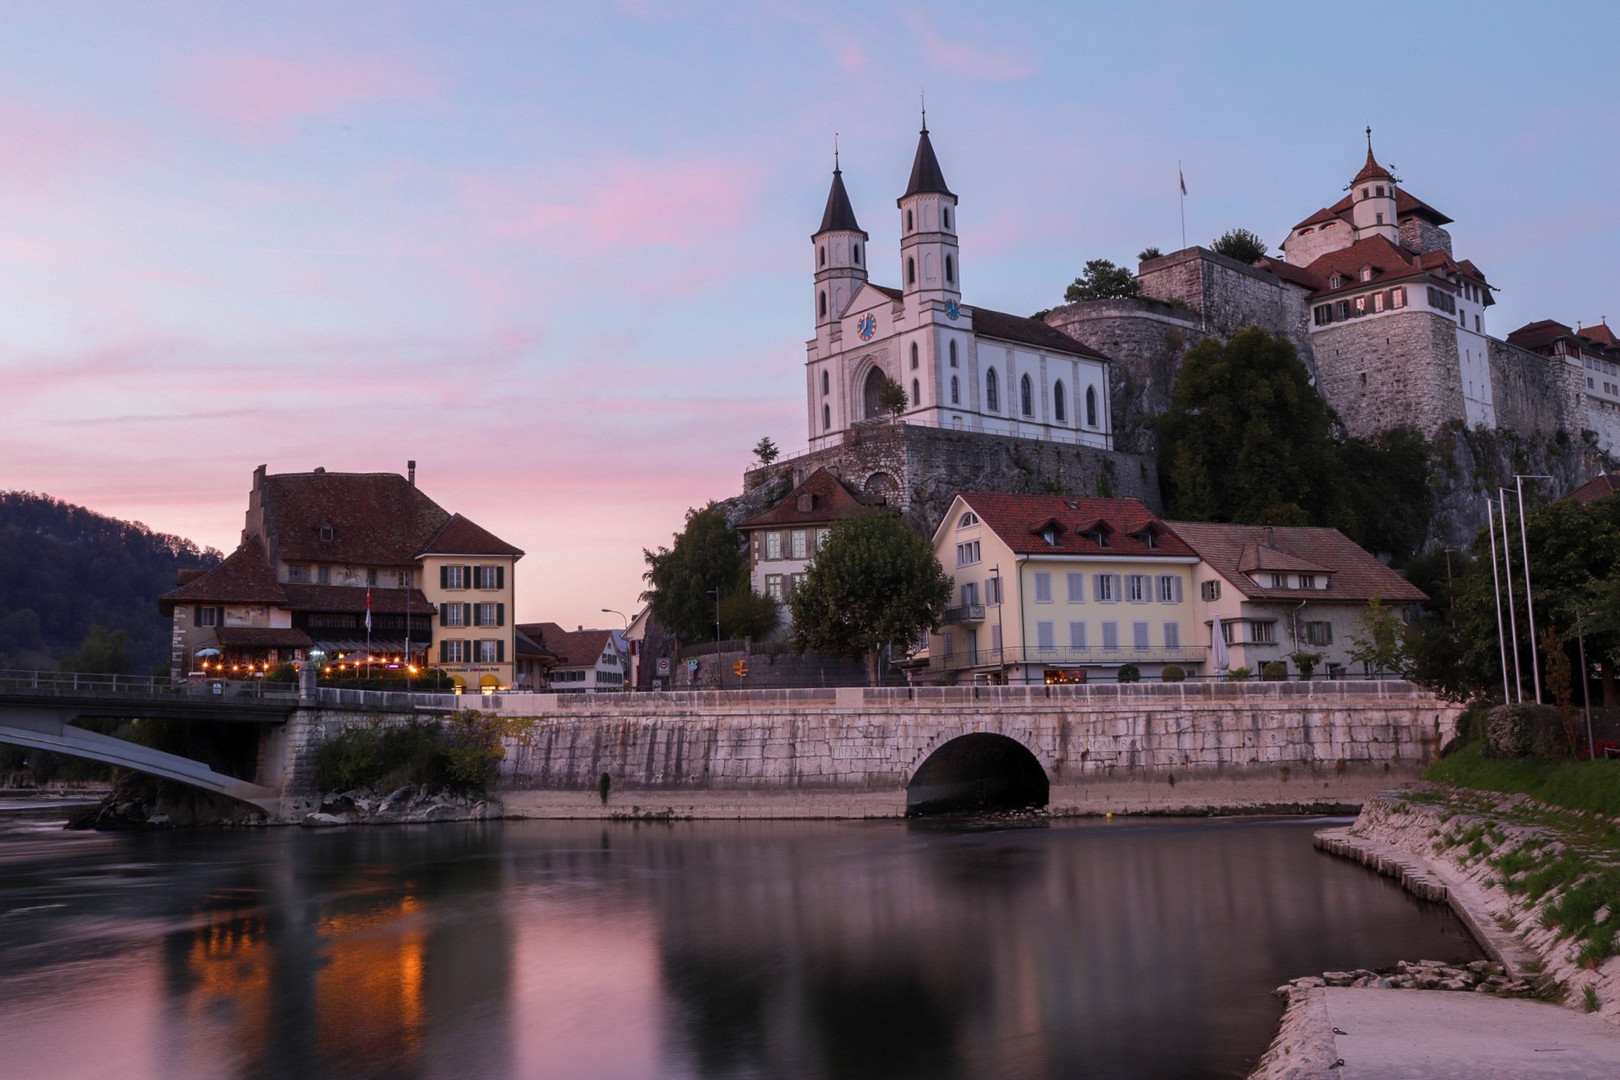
[945,300,960,320]
[857,313,877,340]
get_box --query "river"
[0,807,1480,1079]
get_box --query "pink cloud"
[904,13,1039,81]
[182,54,435,139]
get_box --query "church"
[806,122,1115,455]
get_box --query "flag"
[365,589,373,633]
[1179,167,1187,196]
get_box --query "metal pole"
[1514,474,1552,703]
[1498,490,1523,702]
[1486,501,1512,704]
[1577,610,1595,760]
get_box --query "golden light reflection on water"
[314,894,426,1068]
[181,909,273,1072]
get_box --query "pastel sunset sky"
[4,2,1616,628]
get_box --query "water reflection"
[0,815,1479,1080]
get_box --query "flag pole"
[365,585,373,681]
[1178,161,1187,251]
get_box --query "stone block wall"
[1488,337,1577,440]
[1313,311,1464,438]
[1398,218,1453,257]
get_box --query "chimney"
[408,460,417,486]
[1264,525,1275,547]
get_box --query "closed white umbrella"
[1211,616,1230,677]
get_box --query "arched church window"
[949,341,958,367]
[910,342,918,369]
[986,369,999,412]
[853,243,861,264]
[819,246,826,266]
[1054,381,1066,423]
[819,291,827,318]
[823,403,831,431]
[912,379,920,408]
[1085,386,1098,428]
[907,257,916,285]
[945,255,954,284]
[821,370,829,395]
[906,209,913,231]
[943,206,951,230]
[951,376,959,404]
[1020,374,1033,416]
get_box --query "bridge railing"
[0,668,300,704]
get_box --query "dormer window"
[1041,526,1059,546]
[1329,273,1344,289]
[1089,530,1109,548]
[1298,574,1316,589]
[319,524,334,542]
[1138,530,1158,549]
[1359,267,1372,282]
[797,493,818,513]
[1269,573,1286,589]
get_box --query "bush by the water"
[316,711,507,793]
[1483,703,1572,759]
[1425,742,1620,818]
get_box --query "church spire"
[816,162,866,238]
[899,120,955,204]
[1352,127,1394,185]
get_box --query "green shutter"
[439,603,448,623]
[463,565,472,589]
[439,565,448,589]
[497,639,505,662]
[496,566,505,590]
[496,603,504,626]
[464,603,472,627]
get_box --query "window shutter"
[193,605,202,624]
[440,603,448,623]
[496,566,505,590]
[440,565,448,589]
[439,640,448,663]
[463,603,472,628]
[497,639,505,662]
[463,565,472,588]
[496,603,505,627]
[1111,574,1122,602]
[1173,576,1183,603]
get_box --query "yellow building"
[418,514,524,691]
[928,493,1205,683]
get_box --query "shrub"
[1288,650,1323,680]
[1116,663,1141,683]
[315,711,507,794]
[1484,703,1568,759]
[1226,666,1253,682]
[1160,664,1186,683]
[1262,661,1288,681]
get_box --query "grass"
[1423,743,1620,818]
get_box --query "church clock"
[857,313,877,340]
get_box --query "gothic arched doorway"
[862,367,887,419]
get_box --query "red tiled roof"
[514,626,562,662]
[418,512,524,558]
[1564,474,1620,505]
[1580,323,1617,348]
[1506,319,1577,352]
[1321,188,1453,227]
[256,470,451,566]
[1164,521,1426,604]
[950,493,1197,558]
[1351,146,1394,185]
[518,622,615,669]
[159,538,287,614]
[1254,257,1320,290]
[213,627,314,648]
[739,468,869,529]
[280,584,435,615]
[1291,206,1348,231]
[1237,543,1334,575]
[1295,235,1433,299]
[869,283,903,301]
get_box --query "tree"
[1156,328,1348,525]
[1210,228,1268,264]
[641,504,747,647]
[718,586,781,641]
[789,511,952,684]
[752,437,780,467]
[1064,259,1138,302]
[1338,427,1434,560]
[1347,595,1406,676]
[59,625,134,675]
[1138,246,1163,262]
[877,377,908,417]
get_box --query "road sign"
[655,657,671,676]
[733,660,748,677]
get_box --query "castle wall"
[1487,338,1577,440]
[1312,310,1465,438]
[1398,218,1453,257]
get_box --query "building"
[927,493,1206,684]
[1164,521,1428,678]
[735,467,869,626]
[517,623,626,693]
[512,626,561,689]
[1505,319,1620,449]
[160,462,522,689]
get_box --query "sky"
[3,1,1617,629]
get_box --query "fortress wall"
[1135,248,1317,377]
[1312,311,1465,438]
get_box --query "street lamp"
[1497,489,1524,703]
[707,588,723,689]
[1576,610,1597,761]
[1485,500,1512,704]
[601,608,630,693]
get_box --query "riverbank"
[1249,783,1620,1077]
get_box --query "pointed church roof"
[1351,132,1394,185]
[898,125,955,204]
[815,167,867,238]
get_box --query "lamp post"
[1576,610,1597,761]
[601,608,630,693]
[1498,489,1523,703]
[1514,474,1552,703]
[1485,500,1512,704]
[707,588,723,689]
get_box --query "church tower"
[812,156,868,327]
[897,119,959,305]
[1349,129,1398,245]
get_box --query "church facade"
[806,126,1114,455]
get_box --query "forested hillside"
[0,492,221,673]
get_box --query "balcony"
[929,645,1208,672]
[944,604,986,625]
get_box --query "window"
[912,378,920,407]
[907,257,916,285]
[790,571,806,593]
[1251,622,1276,644]
[440,640,468,663]
[949,341,958,367]
[956,541,981,566]
[853,243,861,264]
[960,581,979,607]
[196,606,220,627]
[1088,528,1109,548]
[442,565,467,589]
[986,576,1002,604]
[477,639,502,663]
[1391,287,1406,309]
[1475,314,1481,332]
[765,574,784,601]
[819,291,827,317]
[1069,621,1086,649]
[1020,374,1033,416]
[790,531,808,559]
[1375,185,1385,197]
[319,524,334,542]
[1102,622,1119,650]
[816,528,830,550]
[950,376,960,404]
[1139,529,1158,549]
[1034,572,1053,602]
[906,209,913,231]
[400,569,416,588]
[1054,381,1066,423]
[442,603,467,627]
[1354,295,1367,315]
[1298,574,1316,590]
[1269,573,1286,589]
[945,254,954,283]
[766,532,782,559]
[1163,622,1180,649]
[1375,212,1384,225]
[1201,579,1221,601]
[819,245,825,266]
[1040,526,1059,546]
[1095,573,1119,602]
[911,342,919,369]
[1037,621,1055,651]
[367,569,378,586]
[1126,574,1147,602]
[287,565,311,583]
[823,404,831,430]
[942,206,951,230]
[1133,622,1150,650]
[1157,575,1181,603]
[1373,291,1386,313]
[821,371,829,395]
[1085,386,1098,427]
[957,511,980,528]
[986,369,999,411]
[1305,621,1333,645]
[474,602,502,627]
[1360,267,1372,283]
[1426,286,1456,314]
[1067,573,1085,603]
[1314,304,1333,326]
[318,565,330,585]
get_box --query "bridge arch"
[905,732,1049,816]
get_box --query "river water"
[0,808,1480,1080]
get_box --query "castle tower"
[897,120,960,305]
[812,156,869,327]
[1349,130,1399,245]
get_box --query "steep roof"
[974,307,1110,360]
[1287,234,1488,302]
[158,538,287,614]
[1351,143,1395,185]
[1296,187,1453,232]
[255,469,451,566]
[738,467,869,529]
[949,493,1197,559]
[514,626,562,663]
[1564,474,1620,505]
[518,622,616,669]
[418,513,524,558]
[898,126,954,203]
[1164,521,1427,604]
[816,167,867,238]
[1580,322,1618,348]
[1506,319,1578,351]
[1237,543,1333,575]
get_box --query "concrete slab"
[1325,988,1620,1078]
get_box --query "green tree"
[1210,228,1268,264]
[752,437,780,467]
[1064,259,1138,302]
[1156,328,1348,525]
[1138,246,1163,262]
[1347,595,1406,676]
[877,377,908,417]
[641,504,747,647]
[718,586,781,641]
[59,625,134,675]
[789,511,952,684]
[1338,427,1434,560]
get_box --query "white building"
[807,124,1113,452]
